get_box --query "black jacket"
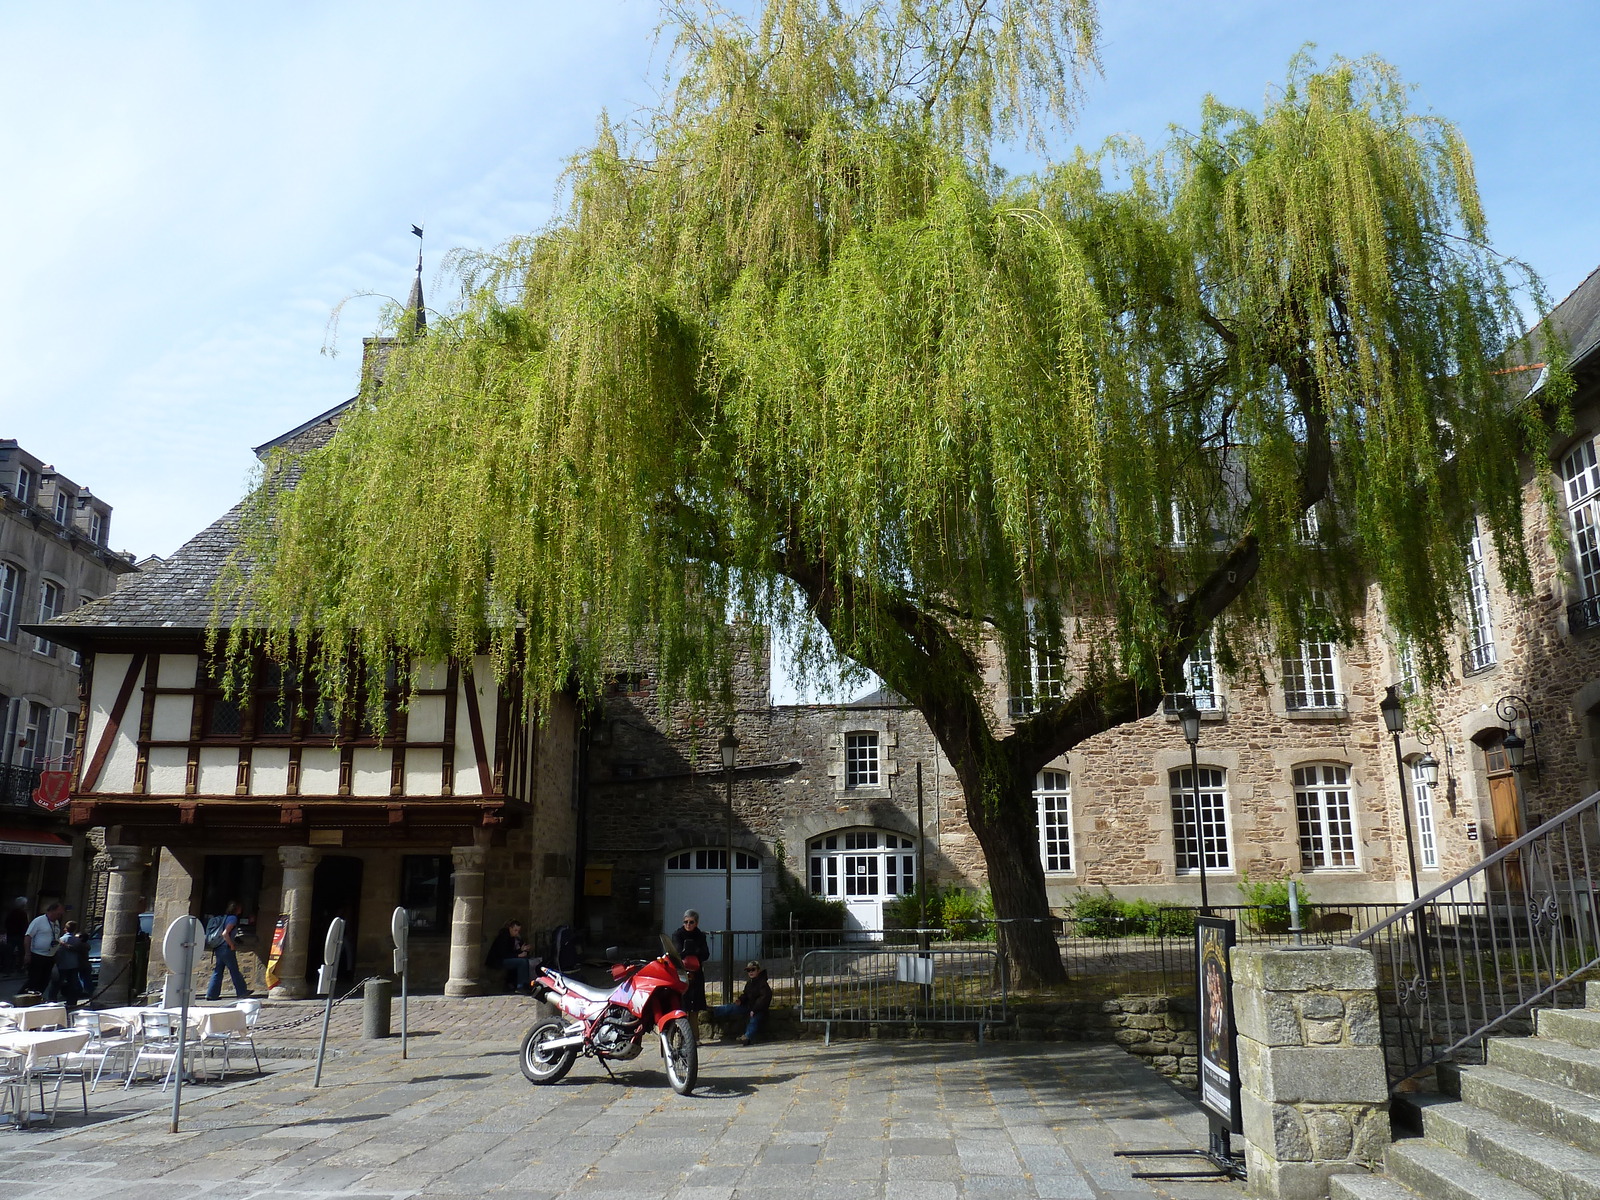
[739,969,772,1014]
[671,924,710,968]
[485,928,527,968]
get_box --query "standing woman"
[670,909,710,1012]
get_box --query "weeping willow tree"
[227,0,1567,986]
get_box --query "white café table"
[4,1004,68,1031]
[0,1027,90,1070]
[98,1005,247,1038]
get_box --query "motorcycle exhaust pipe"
[540,1034,587,1050]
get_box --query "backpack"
[552,924,579,971]
[204,914,227,950]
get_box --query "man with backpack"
[204,901,251,1000]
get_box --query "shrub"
[883,885,947,931]
[1238,873,1313,934]
[1065,890,1198,938]
[941,887,994,940]
[772,878,847,930]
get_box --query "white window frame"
[1463,517,1496,673]
[1395,642,1419,697]
[0,562,18,642]
[1564,437,1600,600]
[52,490,70,526]
[33,579,63,656]
[1183,632,1221,711]
[1295,763,1359,870]
[1170,766,1231,874]
[1035,770,1074,874]
[1283,641,1341,711]
[88,510,103,546]
[844,731,880,789]
[13,466,32,505]
[665,848,760,872]
[807,830,916,899]
[1297,504,1321,543]
[1410,757,1438,871]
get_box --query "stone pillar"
[445,840,488,997]
[270,845,321,1001]
[99,845,148,1004]
[1232,946,1391,1200]
[149,846,200,986]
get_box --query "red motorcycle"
[520,937,699,1094]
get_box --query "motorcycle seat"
[554,976,615,1003]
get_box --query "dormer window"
[88,510,104,545]
[14,466,32,505]
[53,490,70,526]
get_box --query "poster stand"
[1114,915,1245,1181]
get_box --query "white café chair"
[64,1010,136,1092]
[0,1049,26,1128]
[124,1010,205,1092]
[204,998,263,1079]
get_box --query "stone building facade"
[0,439,136,915]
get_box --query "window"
[14,466,31,505]
[1009,646,1065,717]
[665,849,760,871]
[1463,517,1496,673]
[32,580,62,655]
[1184,633,1220,711]
[0,563,17,642]
[844,731,880,789]
[1282,641,1341,711]
[808,830,916,899]
[1035,770,1073,873]
[1396,643,1419,697]
[52,490,70,526]
[17,702,48,769]
[1565,438,1600,632]
[1170,766,1230,872]
[400,855,454,935]
[1295,764,1358,869]
[1411,758,1438,871]
[88,510,104,546]
[1297,504,1321,543]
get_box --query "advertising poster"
[1196,915,1242,1132]
[264,914,289,989]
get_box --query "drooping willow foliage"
[224,3,1565,973]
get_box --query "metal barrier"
[798,946,1006,1043]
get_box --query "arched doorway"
[661,848,762,961]
[807,828,917,934]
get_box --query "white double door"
[662,850,762,961]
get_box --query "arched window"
[808,830,916,900]
[1170,767,1230,873]
[665,848,760,872]
[1035,770,1073,873]
[1295,763,1358,869]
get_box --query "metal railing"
[1284,690,1346,713]
[798,946,1006,1042]
[1461,640,1498,675]
[1570,595,1600,635]
[1349,787,1600,1086]
[0,762,41,807]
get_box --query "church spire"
[406,223,426,336]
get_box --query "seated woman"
[711,960,772,1045]
[485,920,537,991]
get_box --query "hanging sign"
[32,771,72,811]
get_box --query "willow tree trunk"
[955,756,1069,989]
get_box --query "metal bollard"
[363,978,393,1039]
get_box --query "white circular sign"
[391,906,409,953]
[323,915,346,964]
[161,915,204,975]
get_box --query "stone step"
[1490,1031,1600,1099]
[1329,1169,1424,1200]
[1416,1091,1600,1200]
[1540,1007,1600,1051]
[1387,1139,1544,1200]
[1455,1063,1600,1156]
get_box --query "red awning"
[0,827,72,859]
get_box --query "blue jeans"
[711,1002,764,1041]
[502,957,534,989]
[207,943,249,1000]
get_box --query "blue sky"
[2,1,1596,696]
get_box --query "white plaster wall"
[404,749,443,795]
[197,747,236,794]
[251,748,291,794]
[146,747,188,795]
[407,696,445,741]
[299,747,340,795]
[150,695,192,741]
[351,747,391,796]
[156,654,198,689]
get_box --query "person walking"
[205,901,251,1000]
[670,909,711,1012]
[710,960,772,1045]
[23,900,63,998]
[56,920,88,1005]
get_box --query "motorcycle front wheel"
[660,1015,697,1095]
[519,1016,577,1084]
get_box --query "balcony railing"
[1570,595,1600,634]
[1461,640,1497,675]
[1284,690,1345,713]
[1,763,42,808]
[1162,691,1222,714]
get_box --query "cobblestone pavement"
[2,1016,1241,1200]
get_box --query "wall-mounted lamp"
[1495,695,1541,781]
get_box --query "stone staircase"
[1332,982,1600,1200]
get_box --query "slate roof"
[39,403,352,641]
[1548,263,1600,378]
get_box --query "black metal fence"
[0,762,40,808]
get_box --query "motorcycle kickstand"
[597,1057,617,1081]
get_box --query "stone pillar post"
[445,841,489,997]
[1232,946,1391,1200]
[99,845,148,1004]
[270,845,321,1001]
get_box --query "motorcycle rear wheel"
[519,1016,577,1084]
[660,1015,697,1095]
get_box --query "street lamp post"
[1175,696,1209,915]
[1379,686,1423,904]
[719,726,738,1005]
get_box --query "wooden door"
[1485,743,1523,891]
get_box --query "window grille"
[1296,763,1358,869]
[1565,439,1600,632]
[844,731,880,788]
[1462,517,1496,673]
[1283,641,1342,710]
[1035,770,1073,873]
[1411,758,1438,871]
[1170,766,1230,872]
